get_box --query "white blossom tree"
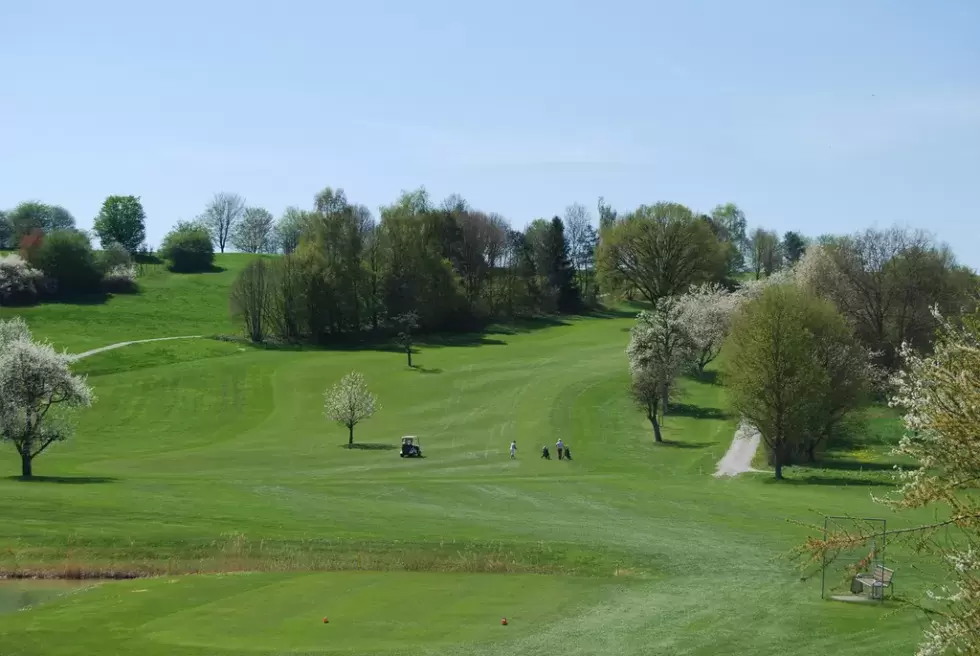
[0,318,94,478]
[324,371,378,446]
[676,283,741,374]
[798,309,980,654]
[626,298,694,442]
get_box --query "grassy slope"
[0,266,934,655]
[0,254,253,351]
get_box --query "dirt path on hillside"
[713,421,763,477]
[69,336,203,361]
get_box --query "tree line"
[228,187,589,343]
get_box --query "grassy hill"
[0,263,930,655]
[0,254,253,352]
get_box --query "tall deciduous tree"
[725,285,845,479]
[0,318,94,478]
[7,202,76,240]
[626,299,693,442]
[93,195,147,253]
[782,231,807,264]
[232,207,276,254]
[748,228,781,279]
[201,192,246,253]
[324,371,378,446]
[711,203,748,273]
[597,202,725,307]
[230,259,270,342]
[275,207,307,255]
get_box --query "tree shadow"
[5,475,118,484]
[342,443,398,451]
[763,474,894,487]
[810,458,915,473]
[689,370,722,386]
[414,366,443,374]
[43,292,111,306]
[667,403,730,420]
[657,439,712,449]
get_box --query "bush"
[160,223,214,273]
[30,230,102,295]
[0,254,45,305]
[98,242,133,271]
[101,264,138,294]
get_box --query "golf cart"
[400,436,423,458]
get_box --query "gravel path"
[68,336,203,361]
[714,421,763,477]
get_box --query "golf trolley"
[400,436,423,458]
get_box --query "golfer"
[556,438,564,460]
[510,440,517,459]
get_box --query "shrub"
[98,242,133,271]
[160,223,214,273]
[30,230,102,295]
[101,264,138,294]
[0,254,44,305]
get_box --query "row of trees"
[229,187,587,342]
[1,197,148,254]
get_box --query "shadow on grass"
[43,292,111,306]
[763,474,894,487]
[667,403,730,420]
[657,439,713,449]
[414,366,443,374]
[815,458,912,473]
[342,443,398,451]
[689,370,722,386]
[221,304,637,356]
[5,475,118,484]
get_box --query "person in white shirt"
[556,438,564,460]
[510,441,517,459]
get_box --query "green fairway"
[0,287,933,654]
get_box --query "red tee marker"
[501,617,508,625]
[323,617,329,624]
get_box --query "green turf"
[0,275,937,654]
[0,254,254,351]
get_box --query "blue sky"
[2,1,978,265]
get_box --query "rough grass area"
[0,274,935,655]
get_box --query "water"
[0,579,96,614]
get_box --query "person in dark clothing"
[563,446,571,461]
[541,446,551,459]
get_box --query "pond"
[0,579,97,614]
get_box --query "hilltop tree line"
[227,187,589,342]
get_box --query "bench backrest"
[873,565,894,583]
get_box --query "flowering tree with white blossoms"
[0,317,94,478]
[675,283,741,374]
[324,371,378,447]
[626,298,693,442]
[797,308,980,655]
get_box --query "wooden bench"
[855,565,894,600]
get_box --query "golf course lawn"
[0,261,937,654]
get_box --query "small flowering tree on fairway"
[626,298,693,442]
[0,318,94,478]
[324,371,378,446]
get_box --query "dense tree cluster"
[227,187,586,343]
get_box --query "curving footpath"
[714,420,763,477]
[68,336,203,361]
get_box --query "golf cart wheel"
[400,453,405,458]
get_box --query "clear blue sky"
[2,1,978,265]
